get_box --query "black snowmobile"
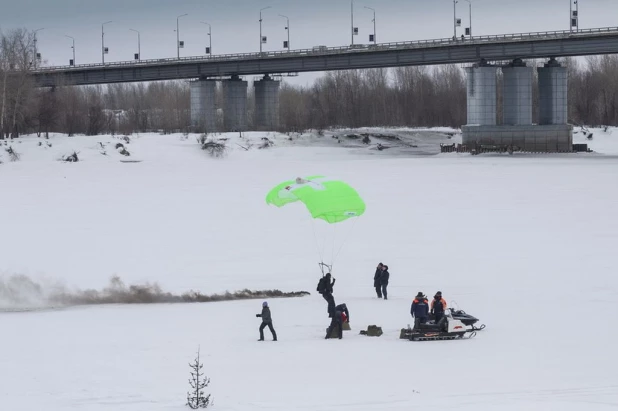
[400,309,477,341]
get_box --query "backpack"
[317,277,327,294]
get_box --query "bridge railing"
[34,26,618,73]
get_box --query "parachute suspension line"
[309,217,323,269]
[330,223,337,269]
[318,262,332,276]
[310,217,330,276]
[331,217,360,266]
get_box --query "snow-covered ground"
[1,127,617,410]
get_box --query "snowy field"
[1,127,618,410]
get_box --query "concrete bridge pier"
[254,75,280,131]
[462,58,572,152]
[465,63,497,126]
[223,75,248,132]
[502,59,533,126]
[537,58,571,151]
[190,79,217,133]
[538,57,568,125]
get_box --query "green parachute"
[265,176,366,223]
[266,176,366,273]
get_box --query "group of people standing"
[254,265,450,341]
[410,291,448,329]
[373,262,390,299]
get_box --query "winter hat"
[416,292,424,298]
[262,301,268,307]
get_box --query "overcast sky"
[1,0,617,86]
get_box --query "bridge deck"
[33,27,618,87]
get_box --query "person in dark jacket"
[327,296,336,318]
[256,301,277,341]
[410,292,429,329]
[319,273,336,317]
[373,263,383,298]
[325,307,344,339]
[334,303,350,323]
[321,273,336,296]
[380,265,390,300]
[430,291,448,323]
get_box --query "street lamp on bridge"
[129,29,141,61]
[200,22,212,56]
[177,13,188,59]
[101,21,112,64]
[364,6,376,45]
[453,0,460,40]
[65,35,75,66]
[278,14,290,51]
[259,6,271,53]
[350,0,358,46]
[570,0,579,32]
[33,28,44,69]
[464,0,472,38]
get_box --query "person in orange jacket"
[430,291,448,323]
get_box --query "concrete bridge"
[32,27,618,142]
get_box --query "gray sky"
[2,0,617,86]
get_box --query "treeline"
[2,28,618,138]
[278,56,618,132]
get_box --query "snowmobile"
[437,301,485,331]
[449,308,485,331]
[401,309,476,341]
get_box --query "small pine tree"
[186,347,212,409]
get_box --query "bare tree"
[36,87,58,138]
[0,28,36,139]
[186,347,212,409]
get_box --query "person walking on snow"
[411,292,429,329]
[380,265,390,300]
[430,291,448,323]
[373,263,383,298]
[256,301,277,341]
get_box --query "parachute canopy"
[265,176,366,224]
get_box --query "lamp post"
[200,22,212,56]
[129,29,140,61]
[65,35,75,66]
[177,13,188,59]
[260,6,271,53]
[279,14,290,51]
[33,28,44,69]
[464,0,472,38]
[101,21,112,64]
[453,0,458,39]
[574,0,579,32]
[569,0,580,32]
[351,0,355,46]
[364,6,376,44]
